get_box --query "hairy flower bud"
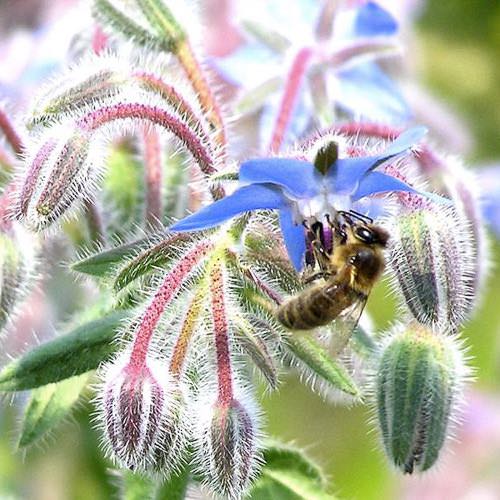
[375,324,466,474]
[387,205,475,332]
[98,351,186,473]
[195,391,261,499]
[17,130,99,230]
[0,222,37,332]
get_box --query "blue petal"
[240,158,319,198]
[478,166,500,236]
[279,208,306,271]
[170,184,286,231]
[336,63,410,123]
[352,171,422,200]
[331,125,427,193]
[383,126,428,156]
[213,43,279,87]
[352,172,451,206]
[353,2,398,37]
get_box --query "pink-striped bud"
[17,130,99,231]
[195,390,261,499]
[99,351,186,473]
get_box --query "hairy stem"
[268,47,313,153]
[169,285,205,378]
[142,127,163,228]
[210,260,233,404]
[176,40,226,148]
[0,108,23,155]
[77,102,216,175]
[128,240,213,370]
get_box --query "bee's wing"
[328,294,368,357]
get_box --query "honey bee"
[276,211,389,333]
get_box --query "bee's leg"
[303,220,318,267]
[311,239,332,271]
[303,270,334,284]
[325,213,347,246]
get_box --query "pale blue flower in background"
[478,165,500,237]
[215,0,410,148]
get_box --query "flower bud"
[387,205,475,332]
[195,392,261,499]
[99,351,186,473]
[18,130,98,230]
[375,323,466,473]
[0,221,37,332]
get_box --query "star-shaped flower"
[216,0,410,150]
[171,127,432,270]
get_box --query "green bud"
[388,207,475,332]
[375,323,465,474]
[0,223,37,332]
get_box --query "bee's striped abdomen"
[276,284,348,330]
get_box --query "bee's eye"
[355,227,374,243]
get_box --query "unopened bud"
[0,222,37,332]
[28,69,125,129]
[387,205,475,332]
[375,323,466,473]
[18,130,96,230]
[99,352,185,473]
[196,393,261,499]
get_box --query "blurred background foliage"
[0,1,499,499]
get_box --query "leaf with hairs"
[0,310,129,391]
[17,374,89,448]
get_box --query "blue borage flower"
[171,127,433,270]
[216,0,409,147]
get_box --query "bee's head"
[352,223,389,247]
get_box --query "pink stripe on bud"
[17,139,57,217]
[34,133,90,220]
[100,353,187,473]
[195,387,261,499]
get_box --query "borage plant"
[0,1,487,499]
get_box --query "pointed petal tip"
[279,209,306,272]
[399,126,428,145]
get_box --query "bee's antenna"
[343,209,373,224]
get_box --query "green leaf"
[352,325,379,359]
[120,466,190,500]
[17,374,89,448]
[154,466,190,500]
[0,310,129,391]
[234,316,278,390]
[286,336,361,398]
[72,238,150,277]
[249,442,337,500]
[93,0,169,52]
[113,233,188,292]
[121,472,157,500]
